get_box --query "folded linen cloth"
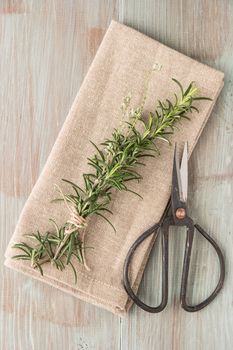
[5,20,224,315]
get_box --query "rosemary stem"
[33,256,51,268]
[53,233,71,261]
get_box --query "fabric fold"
[4,20,224,315]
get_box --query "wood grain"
[1,0,232,349]
[0,1,120,350]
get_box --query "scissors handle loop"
[181,223,225,312]
[123,222,169,313]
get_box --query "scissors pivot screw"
[176,208,186,219]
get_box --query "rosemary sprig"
[12,77,211,282]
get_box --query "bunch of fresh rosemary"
[12,76,210,283]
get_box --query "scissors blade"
[180,142,188,202]
[172,143,183,205]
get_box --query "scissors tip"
[182,142,188,162]
[173,142,179,164]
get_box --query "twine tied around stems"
[53,185,90,270]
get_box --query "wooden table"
[1,1,232,349]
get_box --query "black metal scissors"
[123,142,225,313]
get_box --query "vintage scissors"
[123,142,225,313]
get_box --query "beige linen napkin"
[5,20,224,315]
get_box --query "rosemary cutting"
[12,77,210,283]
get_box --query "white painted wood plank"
[0,1,120,349]
[119,1,233,349]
